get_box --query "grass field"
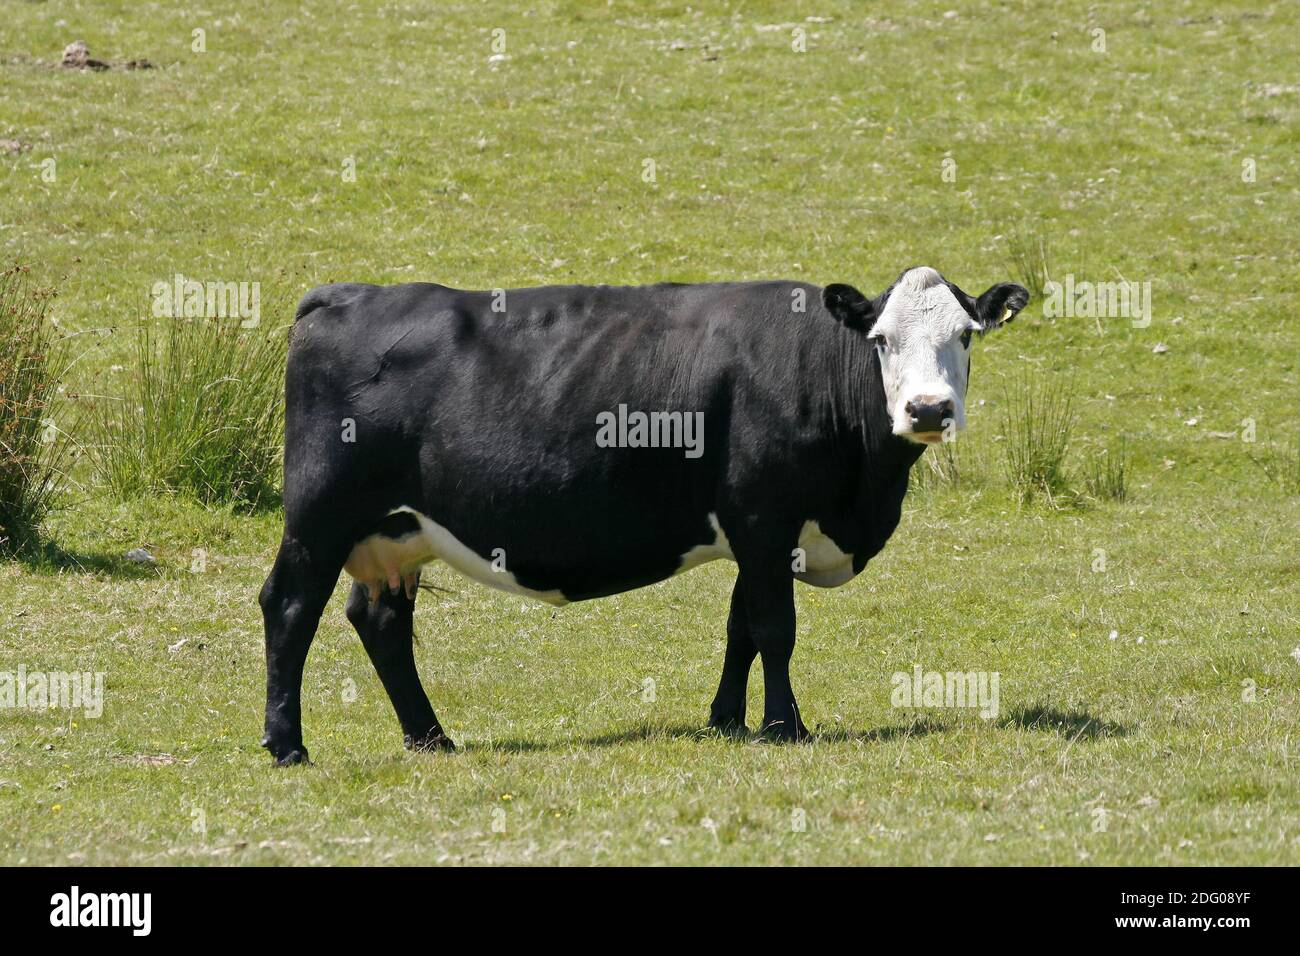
[1,0,1297,865]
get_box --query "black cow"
[259,266,1027,764]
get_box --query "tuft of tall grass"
[0,266,75,554]
[1082,438,1128,502]
[1004,229,1053,298]
[913,436,963,488]
[90,318,287,507]
[999,373,1075,503]
[1249,439,1300,495]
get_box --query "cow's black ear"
[822,283,875,330]
[974,283,1029,331]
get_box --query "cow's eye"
[870,335,888,354]
[960,329,973,349]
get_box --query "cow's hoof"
[262,733,310,766]
[706,714,750,737]
[405,731,457,753]
[757,717,811,743]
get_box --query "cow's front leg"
[344,580,455,752]
[743,565,810,741]
[708,573,756,734]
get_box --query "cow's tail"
[294,285,337,322]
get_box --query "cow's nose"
[905,398,955,433]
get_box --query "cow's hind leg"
[344,580,455,752]
[707,573,756,734]
[260,533,350,766]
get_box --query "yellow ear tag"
[1000,307,1013,324]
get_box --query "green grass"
[1,0,1298,865]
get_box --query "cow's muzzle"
[903,397,956,439]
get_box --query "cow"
[259,266,1028,764]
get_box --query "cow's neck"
[823,329,926,555]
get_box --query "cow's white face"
[821,267,1029,445]
[870,267,975,443]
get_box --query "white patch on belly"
[795,520,857,588]
[344,506,570,606]
[676,512,735,573]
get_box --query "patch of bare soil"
[60,40,153,72]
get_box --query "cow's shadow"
[811,715,953,744]
[462,714,954,753]
[996,704,1128,740]
[462,705,1126,753]
[462,722,720,754]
